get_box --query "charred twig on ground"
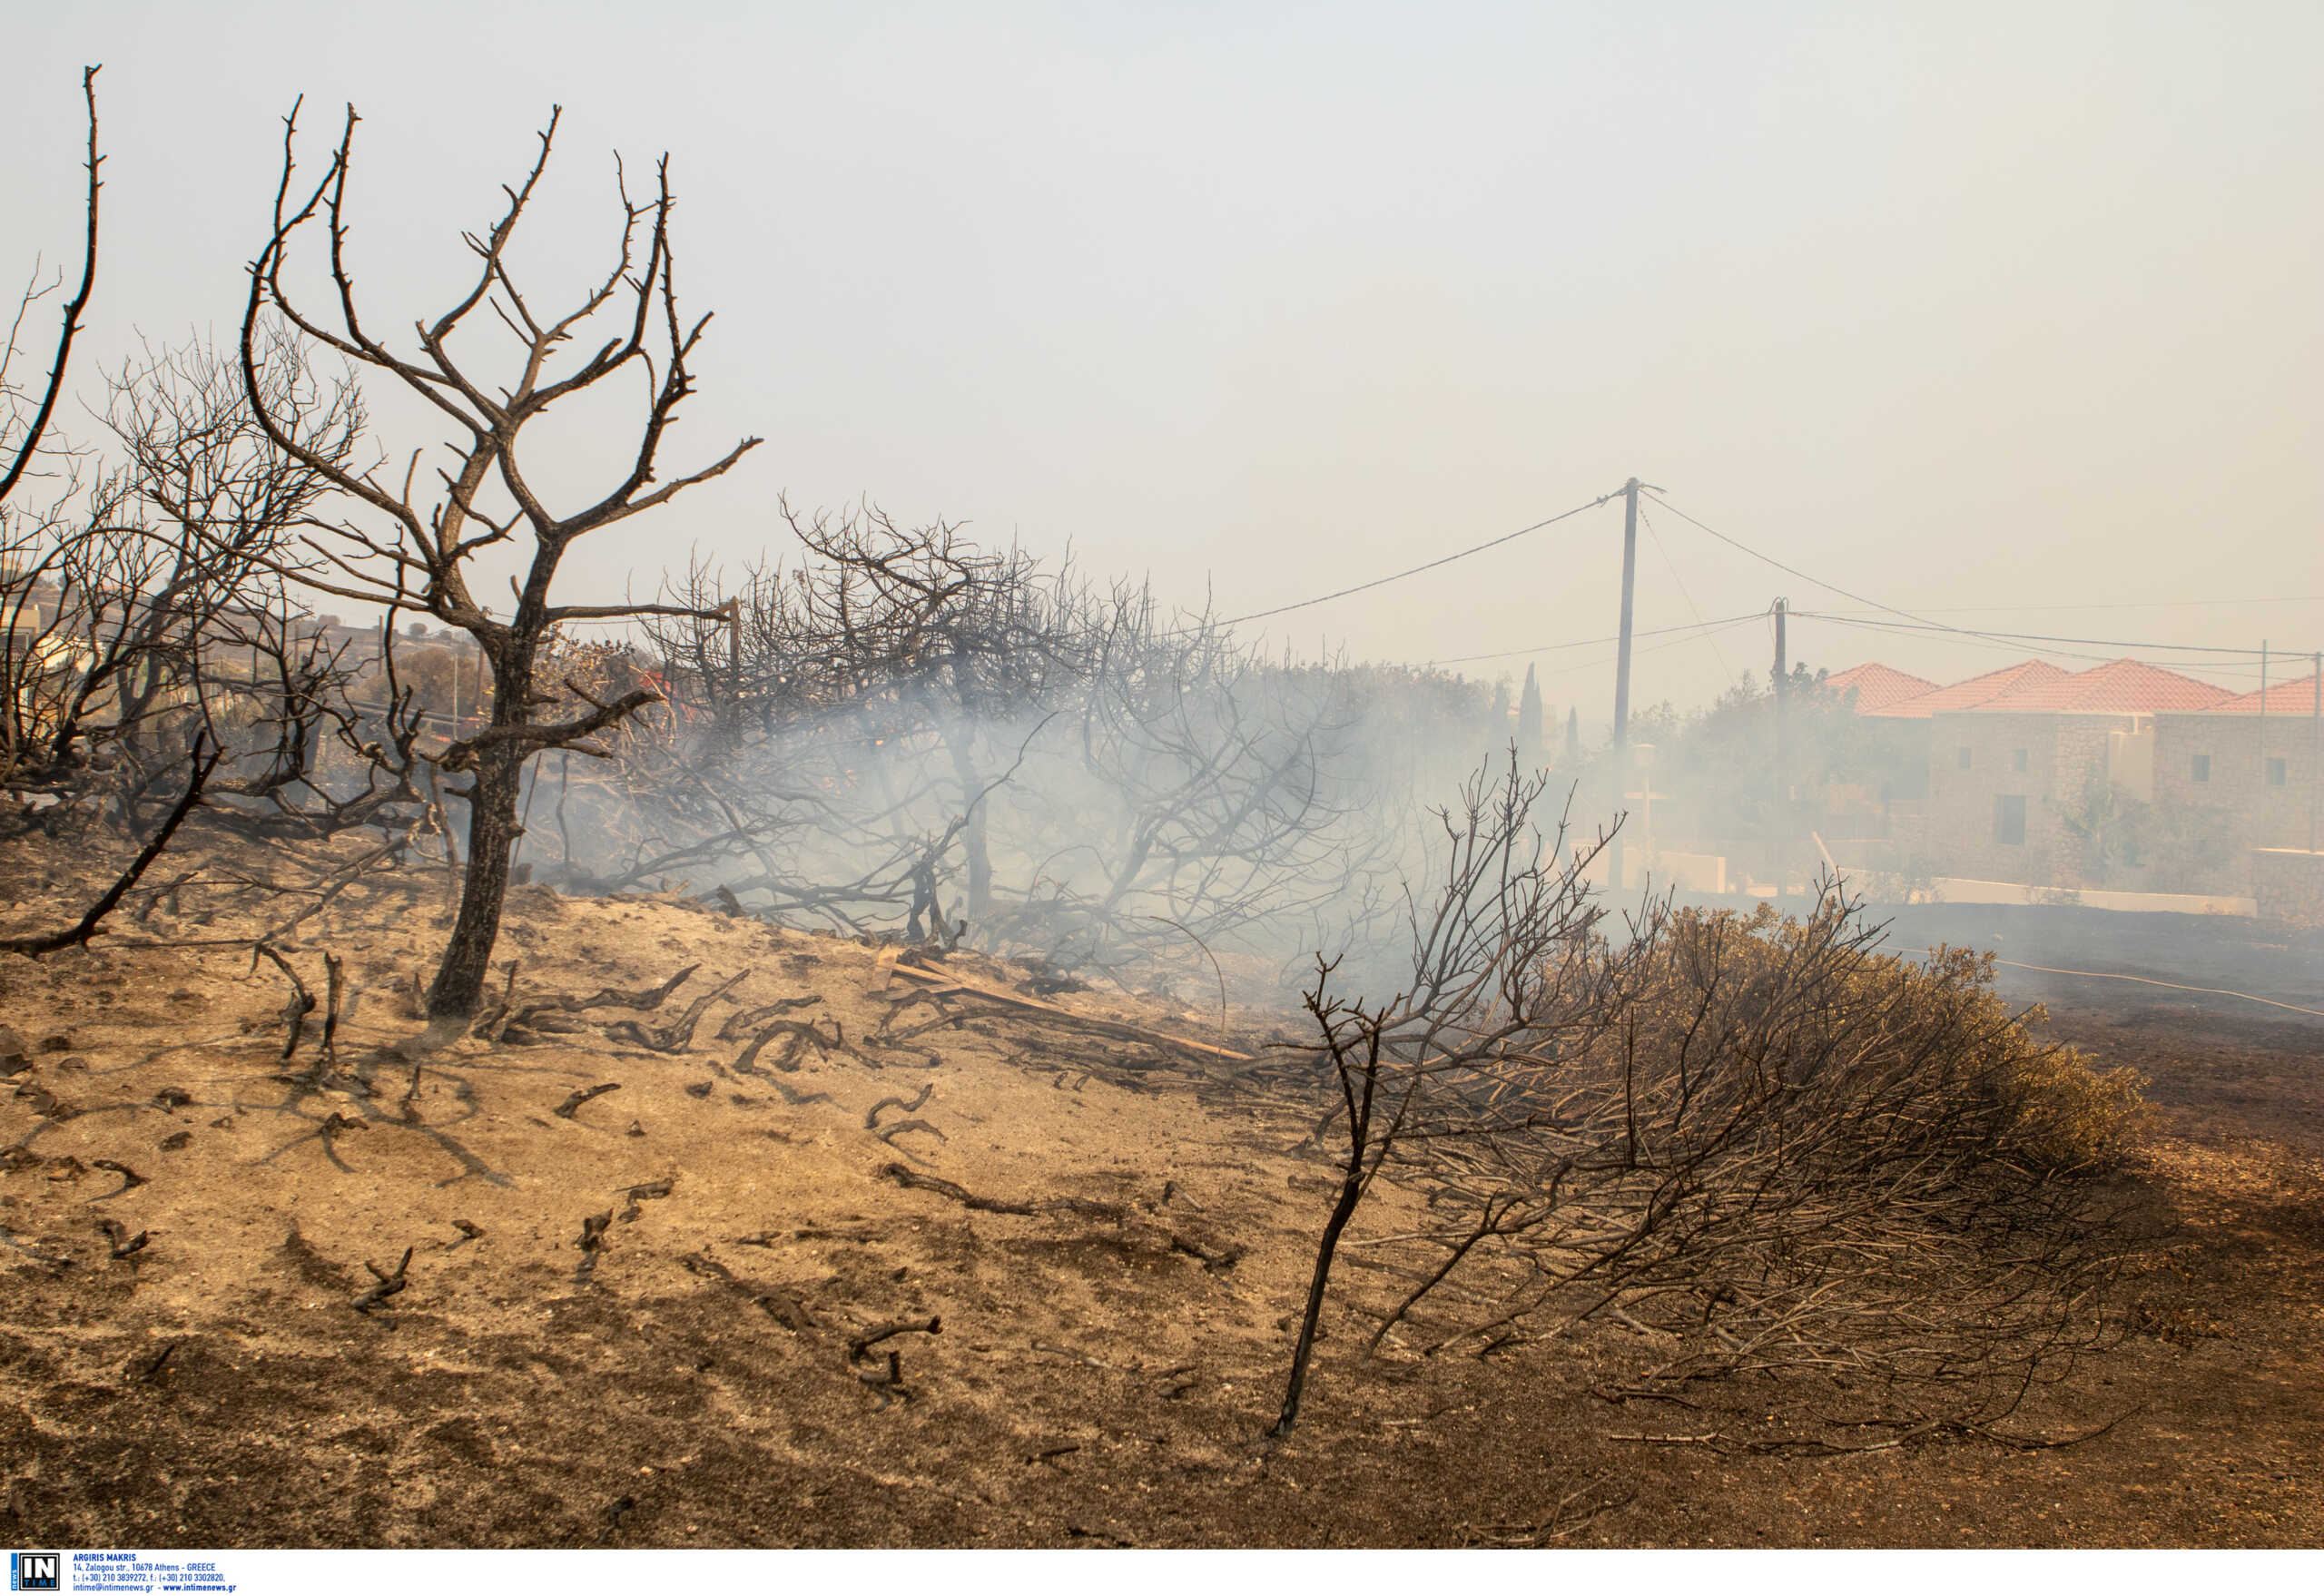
[864,1083,934,1130]
[507,966,698,1034]
[554,1082,622,1120]
[717,994,822,1041]
[310,1110,368,1172]
[350,1245,413,1312]
[97,1217,150,1259]
[605,969,749,1052]
[88,1158,147,1199]
[848,1315,942,1361]
[1167,1232,1245,1271]
[573,1210,612,1281]
[880,1162,1039,1215]
[847,1315,940,1406]
[251,943,317,1067]
[877,1164,1204,1262]
[734,1018,843,1075]
[872,1118,946,1158]
[617,1176,675,1222]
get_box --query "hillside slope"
[1,868,2318,1547]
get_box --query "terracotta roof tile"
[2199,674,2324,714]
[1971,657,2231,714]
[1826,662,1940,715]
[1867,659,2071,718]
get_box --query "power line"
[1638,502,1740,685]
[1533,616,1766,681]
[1649,492,2282,662]
[1825,596,2324,616]
[1791,609,2274,660]
[1214,487,1624,629]
[1643,492,1949,633]
[1425,611,1763,668]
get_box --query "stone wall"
[2252,848,2324,929]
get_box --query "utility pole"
[2310,650,2319,854]
[721,596,743,738]
[2259,640,2269,789]
[1606,476,1664,895]
[1607,477,1644,898]
[1772,597,1788,891]
[1612,478,1641,748]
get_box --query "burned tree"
[241,102,758,1023]
[1015,591,1398,972]
[0,66,99,515]
[2,66,103,791]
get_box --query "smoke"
[507,509,1614,1006]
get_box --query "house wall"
[2153,713,2324,876]
[1924,711,2132,888]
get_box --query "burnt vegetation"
[0,70,2173,1542]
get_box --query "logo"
[9,1554,58,1592]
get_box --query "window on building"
[1994,794,2026,846]
[1957,746,1973,770]
[2191,754,2211,783]
[2011,748,2028,773]
[2267,756,2288,787]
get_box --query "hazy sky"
[9,2,2320,724]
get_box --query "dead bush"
[1272,755,2144,1443]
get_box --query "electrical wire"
[1212,487,1624,629]
[1425,611,1764,668]
[1649,492,2282,662]
[1531,615,1766,681]
[1643,492,1952,632]
[1788,610,2277,659]
[1825,596,2324,616]
[1638,502,1740,685]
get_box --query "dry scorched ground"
[0,862,2319,1547]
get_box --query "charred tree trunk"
[428,739,524,1020]
[1273,1010,1381,1438]
[945,726,992,925]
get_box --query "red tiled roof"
[1868,659,2071,718]
[1826,662,1940,715]
[1972,657,2231,714]
[2200,674,2324,714]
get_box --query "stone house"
[1841,659,2072,863]
[1825,662,1938,716]
[2152,673,2324,892]
[1921,659,2230,888]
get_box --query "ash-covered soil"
[1,852,2319,1548]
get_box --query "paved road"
[1676,896,2324,1035]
